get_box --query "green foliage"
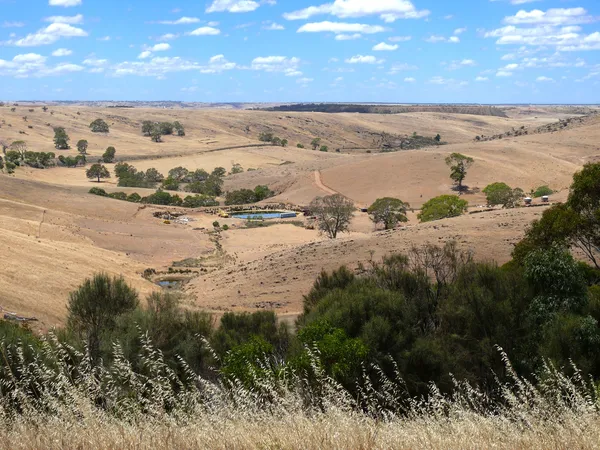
[76,139,88,154]
[222,224,229,231]
[89,187,108,196]
[311,138,321,150]
[141,120,155,136]
[5,161,15,174]
[86,163,110,182]
[213,221,220,228]
[159,122,174,136]
[143,189,182,206]
[367,197,410,229]
[254,185,274,201]
[533,185,554,198]
[168,166,190,182]
[281,139,288,147]
[182,195,219,208]
[435,134,441,142]
[320,145,328,152]
[212,167,227,178]
[310,194,354,239]
[173,121,185,136]
[127,192,142,203]
[445,153,474,190]
[67,273,139,362]
[102,146,116,163]
[108,192,127,201]
[190,168,209,182]
[258,131,274,142]
[53,127,70,149]
[418,195,468,223]
[297,143,305,148]
[58,155,83,168]
[230,163,244,174]
[271,137,282,146]
[483,182,524,208]
[514,163,600,269]
[225,188,257,205]
[23,151,55,169]
[161,177,180,191]
[89,119,109,133]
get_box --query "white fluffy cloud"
[335,33,362,40]
[0,53,85,78]
[188,27,221,36]
[345,54,383,64]
[207,0,261,13]
[475,76,489,81]
[373,42,398,51]
[426,35,460,43]
[157,17,200,25]
[446,59,476,70]
[251,56,302,76]
[52,48,72,56]
[262,22,285,30]
[151,43,171,51]
[284,0,429,22]
[44,14,84,24]
[112,55,237,77]
[404,77,415,82]
[503,8,594,26]
[297,21,385,34]
[2,23,88,46]
[49,0,82,6]
[388,35,411,42]
[536,75,553,82]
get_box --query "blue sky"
[1,0,599,102]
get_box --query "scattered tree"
[435,134,441,142]
[281,139,288,147]
[212,167,226,178]
[309,194,354,239]
[150,128,162,143]
[76,139,88,155]
[418,195,468,222]
[368,197,410,230]
[533,185,554,198]
[86,163,110,183]
[102,146,116,163]
[320,145,328,152]
[258,132,274,142]
[145,167,164,183]
[67,273,139,363]
[89,119,110,133]
[483,182,524,208]
[230,163,244,175]
[311,138,322,150]
[445,153,474,191]
[168,166,189,182]
[9,140,27,159]
[297,143,305,149]
[53,127,70,150]
[162,177,180,191]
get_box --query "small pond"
[231,211,297,220]
[157,280,182,289]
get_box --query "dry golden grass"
[2,411,599,450]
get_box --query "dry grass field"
[1,104,599,329]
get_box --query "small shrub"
[533,185,554,198]
[89,187,108,196]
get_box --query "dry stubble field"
[0,104,599,329]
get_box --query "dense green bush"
[183,195,219,208]
[418,195,468,222]
[533,185,554,198]
[143,189,182,206]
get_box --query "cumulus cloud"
[43,14,83,24]
[0,53,85,78]
[446,59,476,70]
[262,22,285,30]
[52,48,72,56]
[138,51,153,59]
[388,63,418,73]
[111,55,237,77]
[207,0,261,13]
[49,0,82,6]
[345,54,383,64]
[2,23,88,46]
[187,26,221,36]
[426,35,459,43]
[151,43,171,51]
[335,33,362,40]
[284,0,430,22]
[475,76,489,81]
[536,75,553,81]
[157,17,200,25]
[373,42,398,51]
[297,21,385,34]
[251,56,302,75]
[428,76,468,86]
[159,33,179,41]
[503,8,595,26]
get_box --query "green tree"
[190,168,209,182]
[533,185,554,198]
[309,194,354,239]
[418,195,468,223]
[102,146,116,163]
[311,138,321,150]
[281,139,288,147]
[76,139,88,155]
[168,166,189,182]
[145,167,164,183]
[89,119,109,133]
[367,197,410,230]
[150,128,162,143]
[127,193,142,203]
[9,140,27,159]
[230,163,244,174]
[67,273,139,363]
[211,167,226,178]
[435,134,441,142]
[86,163,110,183]
[258,131,274,142]
[445,153,474,191]
[173,121,185,136]
[271,137,282,146]
[141,120,155,136]
[254,185,274,201]
[297,143,305,149]
[320,145,328,152]
[483,182,523,208]
[159,122,174,135]
[53,127,70,150]
[161,177,180,191]
[225,189,257,205]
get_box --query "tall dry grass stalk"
[0,335,598,449]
